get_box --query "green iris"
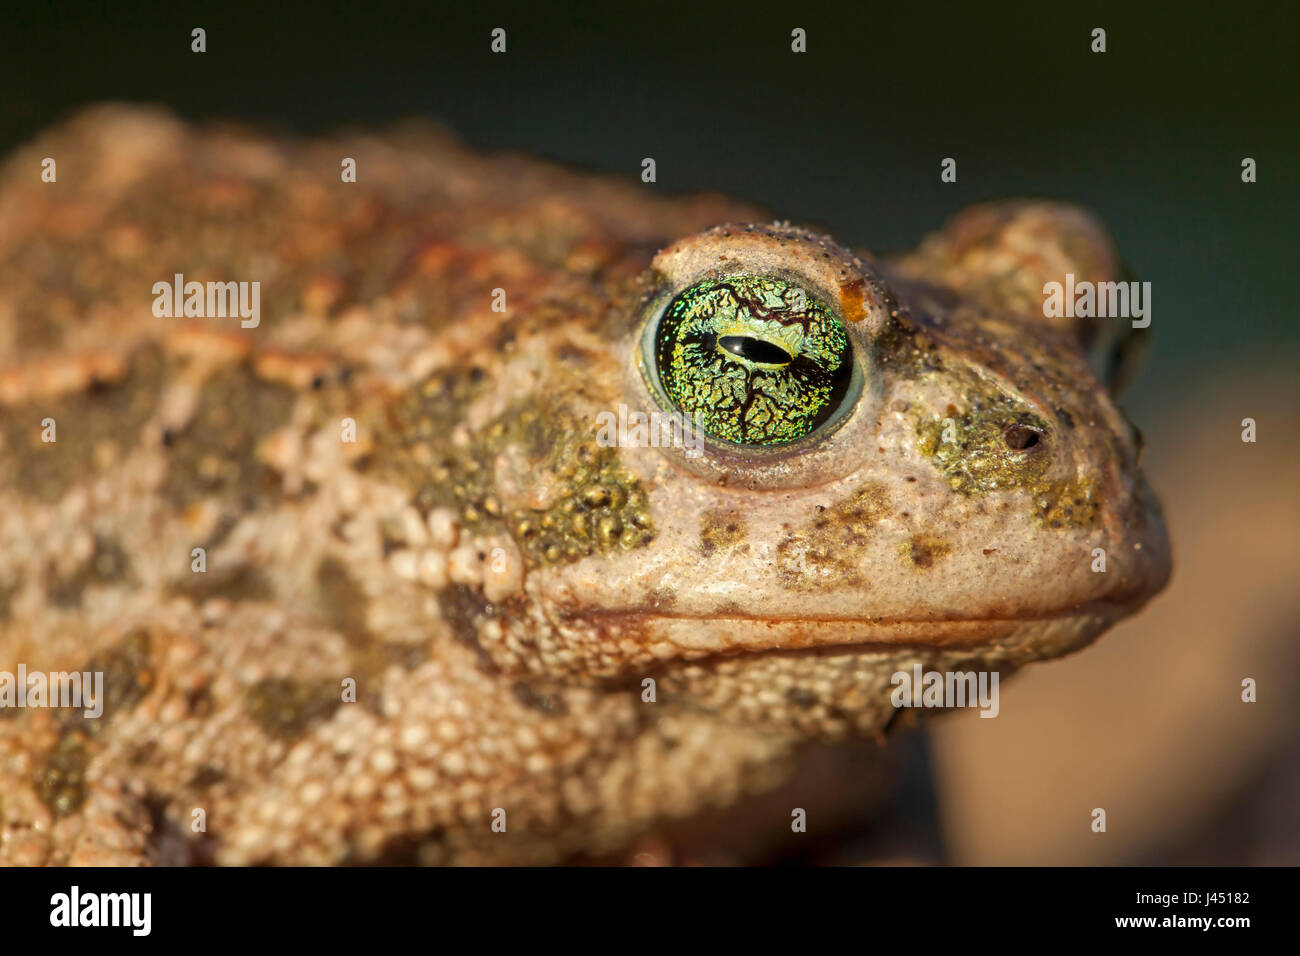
[654,275,852,446]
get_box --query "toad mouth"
[561,601,1141,655]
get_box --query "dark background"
[2,0,1297,864]
[3,0,1296,411]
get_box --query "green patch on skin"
[914,377,1051,496]
[900,332,1108,530]
[0,347,165,504]
[911,372,1105,531]
[699,509,748,557]
[33,629,157,817]
[902,535,951,569]
[373,365,483,515]
[244,677,341,740]
[507,421,653,565]
[1032,474,1101,530]
[74,628,156,735]
[161,361,296,512]
[380,368,654,568]
[33,732,88,818]
[46,628,160,734]
[777,483,890,588]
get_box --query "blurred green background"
[2,0,1296,863]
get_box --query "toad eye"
[651,275,854,446]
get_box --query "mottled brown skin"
[0,106,1169,865]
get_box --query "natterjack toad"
[0,107,1169,865]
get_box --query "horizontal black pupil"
[718,335,792,365]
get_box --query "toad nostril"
[1003,423,1043,451]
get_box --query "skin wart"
[0,107,1170,865]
